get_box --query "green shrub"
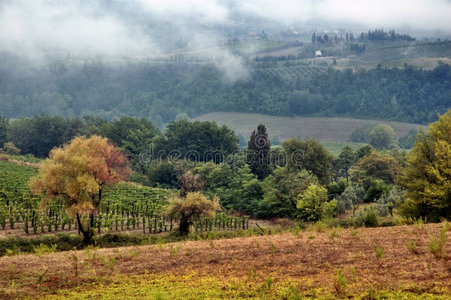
[428,222,449,259]
[352,206,380,227]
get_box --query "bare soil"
[0,223,449,299]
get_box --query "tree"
[349,124,375,143]
[336,184,364,215]
[398,110,451,220]
[351,151,401,202]
[260,168,318,218]
[7,115,68,157]
[247,124,272,180]
[0,116,8,148]
[337,146,355,181]
[1,142,20,155]
[30,135,130,244]
[283,138,333,185]
[102,116,160,171]
[166,192,220,234]
[164,120,239,164]
[296,184,336,221]
[355,145,372,160]
[368,124,397,150]
[179,169,206,197]
[398,129,419,149]
[352,151,401,184]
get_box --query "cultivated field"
[0,223,449,299]
[197,112,424,143]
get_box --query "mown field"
[0,223,449,299]
[197,112,424,143]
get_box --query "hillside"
[197,112,425,143]
[0,40,450,125]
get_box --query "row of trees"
[311,29,413,45]
[0,115,239,169]
[1,51,449,124]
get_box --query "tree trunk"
[90,213,94,228]
[178,217,190,235]
[77,213,95,245]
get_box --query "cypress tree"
[247,124,271,180]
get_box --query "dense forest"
[0,52,449,125]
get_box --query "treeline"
[0,115,238,170]
[312,29,415,44]
[2,111,450,223]
[0,52,449,124]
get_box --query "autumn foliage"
[30,135,130,242]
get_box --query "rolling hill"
[197,112,425,143]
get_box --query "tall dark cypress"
[247,124,271,180]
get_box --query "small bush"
[334,269,347,296]
[352,206,380,227]
[406,240,419,254]
[428,222,449,259]
[375,245,385,260]
[33,243,57,256]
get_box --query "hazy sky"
[0,0,450,58]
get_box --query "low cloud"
[0,0,449,77]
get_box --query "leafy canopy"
[30,135,130,216]
[398,110,451,220]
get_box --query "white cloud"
[0,0,158,58]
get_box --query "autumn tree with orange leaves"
[30,135,130,244]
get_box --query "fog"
[0,0,449,80]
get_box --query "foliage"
[336,145,355,181]
[283,138,334,185]
[399,129,419,149]
[7,115,68,157]
[163,119,239,163]
[147,160,179,188]
[376,186,404,217]
[0,116,8,148]
[194,162,262,215]
[351,151,402,185]
[349,124,376,143]
[368,124,397,150]
[398,110,451,221]
[428,222,450,259]
[1,142,20,155]
[355,145,372,160]
[1,53,449,125]
[259,168,318,218]
[296,184,335,221]
[102,116,160,171]
[166,192,220,234]
[336,184,364,215]
[351,206,381,227]
[246,124,272,180]
[327,179,348,201]
[30,136,130,243]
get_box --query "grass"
[196,112,424,146]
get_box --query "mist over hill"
[0,1,450,124]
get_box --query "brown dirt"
[0,223,449,299]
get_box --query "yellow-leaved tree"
[166,192,220,234]
[30,135,130,244]
[398,110,451,221]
